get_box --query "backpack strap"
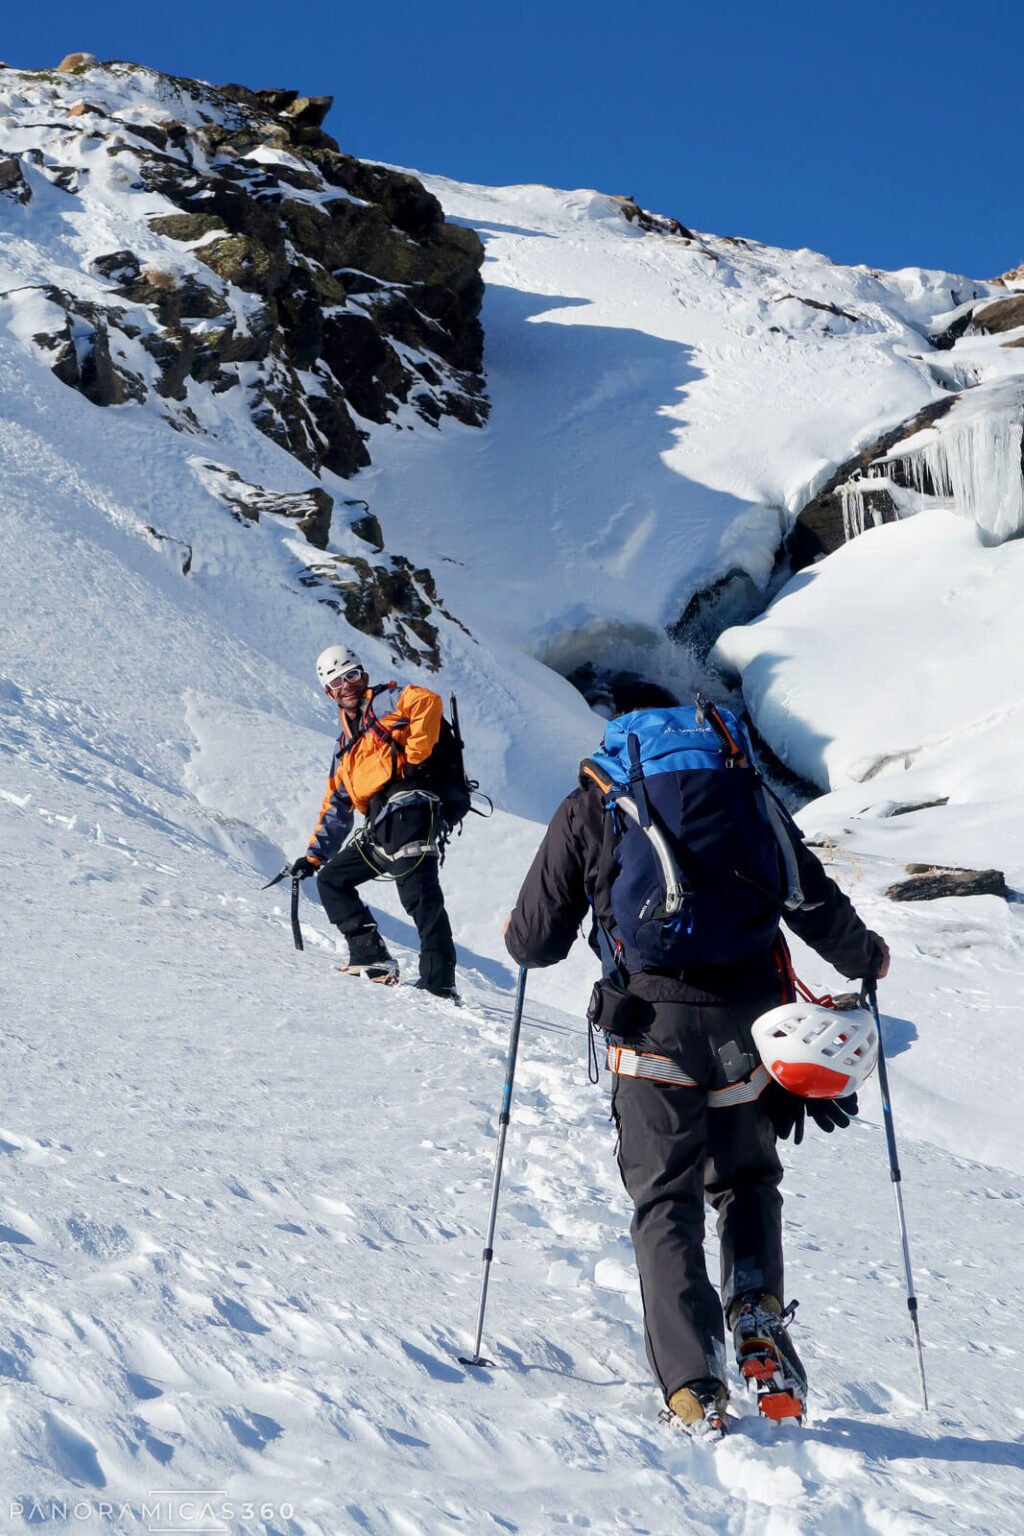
[697,693,816,912]
[626,733,652,829]
[580,759,689,917]
[363,683,407,778]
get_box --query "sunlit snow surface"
[1,70,1023,1529]
[2,678,1023,1534]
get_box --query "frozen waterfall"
[878,382,1024,543]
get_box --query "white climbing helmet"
[315,644,364,689]
[751,1001,879,1098]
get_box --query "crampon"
[337,960,400,985]
[732,1295,807,1423]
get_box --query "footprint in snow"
[64,1213,133,1258]
[224,1409,284,1452]
[0,1223,34,1245]
[125,1370,163,1401]
[0,1341,32,1382]
[43,1411,106,1489]
[211,1295,271,1335]
[400,1339,464,1383]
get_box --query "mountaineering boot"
[730,1292,807,1421]
[339,924,399,985]
[413,978,459,1001]
[663,1379,729,1440]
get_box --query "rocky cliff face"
[0,58,488,668]
[1,60,485,472]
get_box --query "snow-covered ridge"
[363,171,1024,695]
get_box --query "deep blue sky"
[5,1,1020,278]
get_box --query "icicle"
[839,482,866,541]
[838,470,899,542]
[879,390,1024,543]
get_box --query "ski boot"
[730,1292,806,1422]
[662,1379,729,1441]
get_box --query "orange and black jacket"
[305,682,443,866]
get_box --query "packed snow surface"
[2,680,1023,1534]
[1,59,1023,1535]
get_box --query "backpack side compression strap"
[579,760,688,917]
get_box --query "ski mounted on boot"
[732,1295,806,1422]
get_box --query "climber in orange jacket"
[291,644,458,996]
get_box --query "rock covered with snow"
[789,287,1024,560]
[0,60,487,475]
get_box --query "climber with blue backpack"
[504,697,889,1437]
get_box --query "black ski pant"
[317,839,456,990]
[609,996,784,1401]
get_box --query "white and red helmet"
[752,1001,879,1098]
[315,644,364,690]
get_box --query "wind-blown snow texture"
[2,62,1023,1536]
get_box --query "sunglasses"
[326,667,363,692]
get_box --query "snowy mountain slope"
[2,55,1024,1535]
[355,175,1021,662]
[3,709,1024,1535]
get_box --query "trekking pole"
[459,966,528,1369]
[864,982,928,1410]
[262,867,305,951]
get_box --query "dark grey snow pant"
[610,997,784,1401]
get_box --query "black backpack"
[418,695,490,835]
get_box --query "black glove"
[290,856,318,879]
[808,1093,858,1133]
[765,1084,858,1145]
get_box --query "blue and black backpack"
[580,698,808,972]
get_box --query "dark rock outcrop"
[197,462,334,548]
[298,551,472,672]
[970,295,1024,335]
[346,503,385,551]
[90,249,141,283]
[12,65,487,479]
[775,294,860,325]
[124,89,488,469]
[613,196,694,239]
[0,156,31,203]
[886,865,1007,902]
[35,286,146,406]
[787,397,955,567]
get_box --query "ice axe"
[262,866,304,951]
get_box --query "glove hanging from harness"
[764,1085,859,1144]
